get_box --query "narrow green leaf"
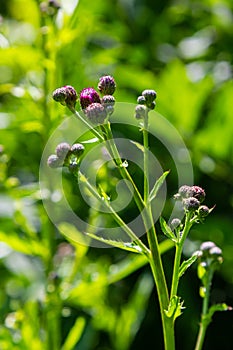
[208,303,231,318]
[84,232,143,253]
[179,253,199,278]
[81,137,99,144]
[62,317,86,350]
[149,170,170,202]
[160,217,177,242]
[130,140,145,153]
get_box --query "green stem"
[143,110,149,202]
[170,211,193,299]
[194,270,214,350]
[147,223,175,350]
[77,172,150,255]
[142,112,174,349]
[102,122,145,213]
[70,107,104,142]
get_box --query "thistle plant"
[47,76,230,350]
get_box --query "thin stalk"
[170,211,193,299]
[78,172,150,255]
[194,270,214,350]
[69,107,105,142]
[102,122,145,213]
[142,113,174,349]
[142,110,149,201]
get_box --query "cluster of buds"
[47,142,84,172]
[174,185,211,220]
[52,75,116,124]
[52,85,77,110]
[80,75,116,123]
[197,241,223,270]
[135,89,157,119]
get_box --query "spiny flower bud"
[47,154,62,168]
[85,103,107,124]
[53,85,77,109]
[170,218,181,230]
[190,186,206,203]
[183,197,200,211]
[179,185,193,198]
[199,241,223,268]
[198,205,210,218]
[135,104,147,119]
[142,89,157,109]
[102,95,115,115]
[137,95,146,105]
[55,142,71,160]
[98,75,116,95]
[80,88,101,109]
[70,143,85,157]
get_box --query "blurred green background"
[0,0,233,349]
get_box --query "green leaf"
[202,304,231,328]
[149,171,170,202]
[197,263,206,280]
[164,296,185,321]
[130,140,145,153]
[179,253,199,278]
[84,232,144,253]
[160,217,177,242]
[62,317,86,350]
[0,230,49,258]
[81,137,99,143]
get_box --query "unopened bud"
[47,154,62,168]
[53,85,77,110]
[55,142,71,160]
[70,143,85,157]
[85,103,107,124]
[183,197,200,211]
[135,104,147,119]
[98,75,116,95]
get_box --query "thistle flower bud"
[102,95,115,115]
[142,89,157,104]
[47,154,62,168]
[178,185,193,198]
[98,75,116,95]
[137,96,146,105]
[190,186,206,203]
[70,143,85,157]
[183,197,200,211]
[198,205,210,218]
[53,85,77,109]
[85,103,107,124]
[170,218,181,230]
[55,142,71,160]
[199,241,223,268]
[134,104,147,119]
[80,88,101,109]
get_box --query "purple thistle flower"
[79,88,101,110]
